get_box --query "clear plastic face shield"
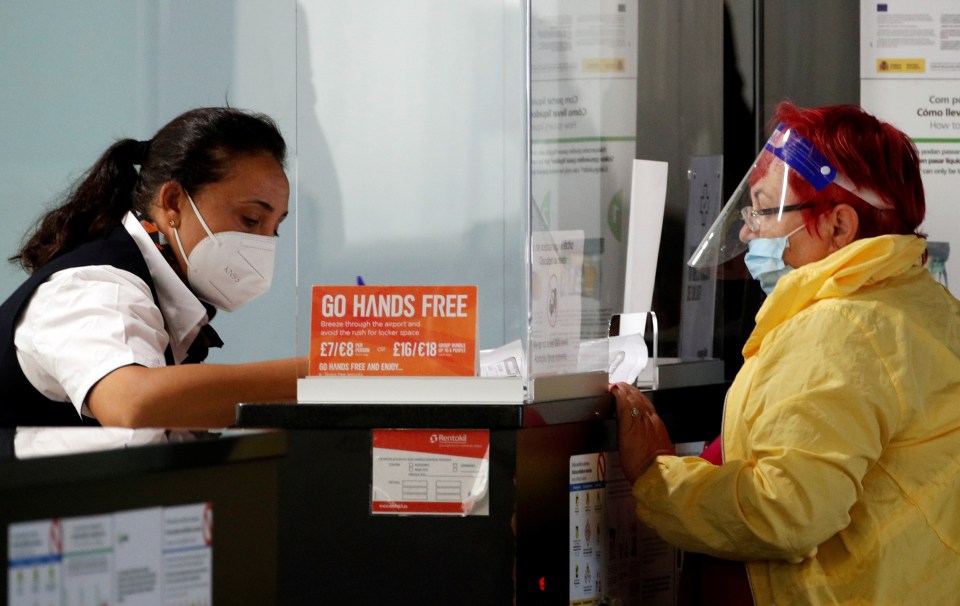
[687,123,889,270]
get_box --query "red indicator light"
[539,577,547,591]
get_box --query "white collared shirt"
[14,212,210,458]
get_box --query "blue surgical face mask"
[744,224,805,295]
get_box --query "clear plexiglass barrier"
[295,0,657,403]
[1,0,662,406]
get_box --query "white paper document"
[623,160,668,314]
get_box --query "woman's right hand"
[610,382,676,484]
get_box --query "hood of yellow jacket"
[743,234,927,358]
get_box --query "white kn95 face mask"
[172,191,276,312]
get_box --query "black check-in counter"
[0,382,724,606]
[1,430,286,604]
[237,382,726,606]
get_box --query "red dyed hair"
[767,101,925,239]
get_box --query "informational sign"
[603,451,678,604]
[114,508,163,606]
[309,285,478,376]
[7,520,60,606]
[679,156,722,360]
[530,0,639,339]
[569,453,606,605]
[529,230,585,375]
[371,429,490,516]
[62,514,113,605]
[860,0,960,295]
[161,504,213,606]
[8,503,212,606]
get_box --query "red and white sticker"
[371,429,490,516]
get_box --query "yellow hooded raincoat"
[633,235,960,605]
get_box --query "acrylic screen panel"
[293,1,529,356]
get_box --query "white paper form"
[623,160,668,314]
[605,333,648,384]
[479,339,526,378]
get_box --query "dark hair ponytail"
[12,138,143,271]
[12,107,286,272]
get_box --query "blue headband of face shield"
[764,124,837,192]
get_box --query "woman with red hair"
[614,101,960,605]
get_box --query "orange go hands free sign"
[309,285,478,376]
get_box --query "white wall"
[1,1,154,303]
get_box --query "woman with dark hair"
[0,107,306,457]
[613,102,960,604]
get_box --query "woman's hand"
[611,382,676,484]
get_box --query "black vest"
[0,226,173,455]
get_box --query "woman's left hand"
[611,382,676,484]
